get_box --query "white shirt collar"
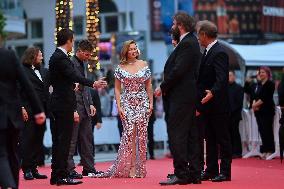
[31,65,42,81]
[57,47,68,56]
[205,39,218,54]
[179,32,189,43]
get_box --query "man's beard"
[171,27,180,43]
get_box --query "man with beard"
[155,12,201,185]
[20,47,49,180]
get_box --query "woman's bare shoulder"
[137,60,148,67]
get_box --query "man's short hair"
[229,70,236,75]
[56,28,74,46]
[173,11,196,33]
[197,20,218,39]
[77,39,93,52]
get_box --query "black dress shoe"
[159,175,188,185]
[201,171,217,181]
[24,170,34,180]
[211,174,231,182]
[82,168,104,176]
[149,156,155,160]
[50,177,57,185]
[69,170,83,179]
[167,173,175,179]
[188,178,202,184]
[32,170,48,179]
[232,154,242,159]
[56,178,83,185]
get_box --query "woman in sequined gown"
[96,40,153,178]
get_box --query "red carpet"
[20,158,284,189]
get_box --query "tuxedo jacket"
[160,32,201,104]
[197,41,230,115]
[20,64,50,116]
[49,48,94,112]
[71,56,93,117]
[0,48,43,130]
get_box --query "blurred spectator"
[244,71,261,109]
[155,96,164,118]
[278,68,284,111]
[252,66,275,159]
[100,88,111,117]
[228,70,244,158]
[278,68,284,125]
[111,99,123,138]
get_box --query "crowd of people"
[1,11,284,189]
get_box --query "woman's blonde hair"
[120,40,139,64]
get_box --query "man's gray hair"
[197,20,218,38]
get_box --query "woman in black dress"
[252,66,275,159]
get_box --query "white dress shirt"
[205,39,218,55]
[57,47,68,56]
[179,32,189,42]
[32,65,43,81]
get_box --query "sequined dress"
[96,65,151,178]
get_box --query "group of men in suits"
[155,12,232,185]
[0,28,107,188]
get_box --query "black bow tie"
[32,66,41,71]
[67,53,72,58]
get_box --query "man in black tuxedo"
[155,12,201,185]
[0,47,46,189]
[196,20,232,182]
[19,47,49,180]
[49,28,107,185]
[228,71,244,158]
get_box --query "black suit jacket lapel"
[176,32,192,47]
[55,48,71,61]
[55,48,75,71]
[32,68,44,84]
[73,57,81,71]
[39,67,47,81]
[164,33,192,73]
[202,42,219,64]
[24,64,42,84]
[164,49,176,73]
